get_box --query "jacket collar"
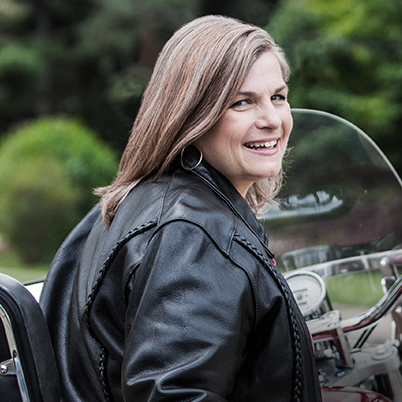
[179,145,269,247]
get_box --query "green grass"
[0,265,49,283]
[0,250,49,283]
[325,270,384,308]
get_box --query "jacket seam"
[84,219,157,335]
[157,173,174,227]
[186,168,271,253]
[83,219,158,399]
[233,232,303,402]
[229,231,259,326]
[122,218,235,308]
[151,217,233,256]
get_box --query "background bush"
[0,117,118,264]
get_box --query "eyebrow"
[237,84,289,97]
[275,84,289,93]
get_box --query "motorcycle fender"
[321,386,392,402]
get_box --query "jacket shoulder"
[158,170,237,255]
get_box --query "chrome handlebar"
[341,274,402,333]
[307,273,402,341]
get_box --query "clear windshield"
[260,109,402,287]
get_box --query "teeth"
[246,140,277,149]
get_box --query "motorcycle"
[0,109,401,401]
[259,109,402,401]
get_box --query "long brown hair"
[97,15,290,226]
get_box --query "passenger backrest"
[0,273,59,402]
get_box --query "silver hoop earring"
[181,146,203,171]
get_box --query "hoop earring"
[181,146,203,171]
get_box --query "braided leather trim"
[83,220,157,400]
[234,232,303,402]
[99,346,111,402]
[84,220,157,333]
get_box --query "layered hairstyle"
[97,15,290,226]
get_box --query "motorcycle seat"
[0,273,59,402]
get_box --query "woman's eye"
[231,100,249,108]
[271,94,286,102]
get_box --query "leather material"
[0,273,60,401]
[41,148,322,401]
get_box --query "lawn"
[324,270,385,308]
[0,265,49,283]
[0,250,49,283]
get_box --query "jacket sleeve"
[122,220,255,401]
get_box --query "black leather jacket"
[41,148,322,401]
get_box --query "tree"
[0,0,282,152]
[0,0,198,151]
[199,0,280,27]
[0,117,118,263]
[266,0,402,174]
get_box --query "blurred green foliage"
[0,0,280,266]
[267,0,402,172]
[1,0,402,263]
[0,117,118,263]
[0,0,280,151]
[1,0,401,174]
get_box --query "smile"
[245,140,278,150]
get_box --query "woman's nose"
[255,104,281,130]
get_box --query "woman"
[41,15,322,402]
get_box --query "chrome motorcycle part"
[341,274,402,335]
[284,270,326,317]
[0,305,29,401]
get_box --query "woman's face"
[194,51,293,197]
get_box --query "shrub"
[0,117,118,263]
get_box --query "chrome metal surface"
[0,358,16,376]
[341,274,402,333]
[0,305,30,401]
[284,271,326,316]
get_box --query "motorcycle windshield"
[260,109,402,281]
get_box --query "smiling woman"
[41,15,322,402]
[194,51,292,197]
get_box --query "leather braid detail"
[99,346,111,402]
[234,233,303,402]
[84,220,157,399]
[84,220,156,334]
